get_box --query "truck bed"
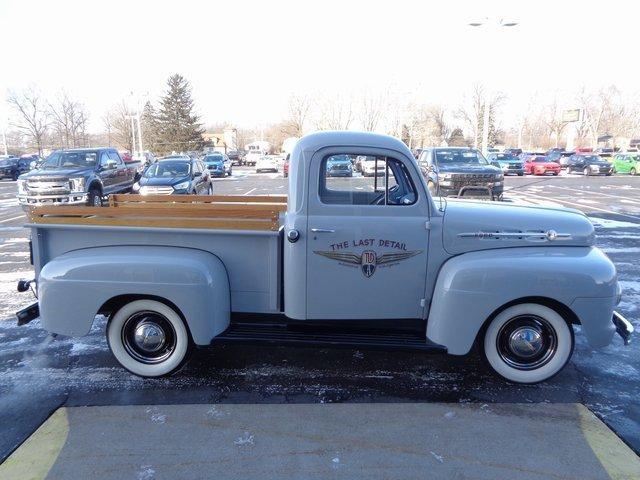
[27,194,287,314]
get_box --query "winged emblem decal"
[314,249,421,278]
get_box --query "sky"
[0,0,638,132]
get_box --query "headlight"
[69,177,85,192]
[132,182,140,192]
[495,173,504,180]
[173,181,190,190]
[17,179,27,195]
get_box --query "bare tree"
[7,87,49,155]
[456,84,504,148]
[49,91,89,148]
[104,100,134,152]
[313,94,353,130]
[358,91,388,132]
[284,94,310,137]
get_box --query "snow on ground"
[590,218,640,229]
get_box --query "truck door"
[98,151,117,191]
[305,150,430,320]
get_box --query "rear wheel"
[631,168,637,176]
[107,299,190,377]
[583,167,590,176]
[483,303,574,383]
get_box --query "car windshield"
[42,151,98,169]
[204,156,224,164]
[495,154,517,161]
[435,150,487,164]
[144,161,190,177]
[0,159,17,166]
[533,157,548,163]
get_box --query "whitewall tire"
[483,303,574,384]
[107,299,190,377]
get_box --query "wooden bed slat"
[110,194,287,205]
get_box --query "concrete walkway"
[1,403,639,480]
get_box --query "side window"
[100,152,111,167]
[320,154,416,206]
[108,151,123,164]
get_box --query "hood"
[21,166,93,179]
[442,199,595,255]
[139,175,190,187]
[436,164,501,174]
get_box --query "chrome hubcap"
[497,315,558,370]
[134,322,166,353]
[122,311,176,364]
[508,327,543,358]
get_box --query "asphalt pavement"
[1,168,639,477]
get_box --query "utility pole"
[1,128,7,156]
[468,18,518,154]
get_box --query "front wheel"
[631,168,637,176]
[107,299,191,377]
[583,167,590,176]
[87,187,102,206]
[482,303,574,383]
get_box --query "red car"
[524,156,561,176]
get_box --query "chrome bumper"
[613,311,634,345]
[18,193,88,207]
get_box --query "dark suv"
[18,148,138,207]
[418,147,504,200]
[0,157,32,180]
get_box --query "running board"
[212,322,446,352]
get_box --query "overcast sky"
[0,0,637,131]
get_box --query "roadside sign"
[562,109,581,123]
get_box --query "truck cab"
[17,132,632,383]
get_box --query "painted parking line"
[550,185,640,205]
[515,190,640,221]
[242,187,257,196]
[1,403,638,479]
[0,215,25,224]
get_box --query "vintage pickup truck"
[16,131,633,383]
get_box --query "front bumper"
[18,193,87,207]
[613,311,634,345]
[437,184,503,199]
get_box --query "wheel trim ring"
[496,314,558,371]
[122,311,177,364]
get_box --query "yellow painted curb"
[577,404,640,480]
[0,408,69,480]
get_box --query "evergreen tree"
[157,74,204,154]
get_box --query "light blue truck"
[16,131,633,383]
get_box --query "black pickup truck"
[418,147,504,200]
[17,148,139,207]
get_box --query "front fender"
[426,247,618,355]
[38,246,230,345]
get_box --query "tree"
[358,90,388,132]
[283,94,309,137]
[156,74,204,154]
[7,86,49,156]
[104,100,134,152]
[140,101,161,153]
[313,94,353,130]
[49,91,89,149]
[456,84,504,148]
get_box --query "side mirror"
[193,171,202,177]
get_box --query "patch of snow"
[234,432,254,446]
[590,218,640,229]
[430,451,444,463]
[444,411,455,419]
[138,465,156,480]
[146,407,167,424]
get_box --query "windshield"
[204,156,224,163]
[0,159,17,166]
[495,154,517,161]
[42,151,97,169]
[533,157,548,163]
[583,155,603,163]
[435,150,487,165]
[144,161,191,177]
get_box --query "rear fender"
[38,246,230,345]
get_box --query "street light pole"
[468,18,518,154]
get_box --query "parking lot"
[1,168,639,477]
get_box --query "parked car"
[0,156,31,180]
[283,156,290,178]
[325,155,353,177]
[17,148,139,206]
[565,154,613,176]
[133,157,211,195]
[203,153,232,177]
[227,150,245,166]
[524,156,561,176]
[418,147,503,200]
[504,148,522,157]
[255,156,279,173]
[132,151,157,167]
[611,153,639,175]
[17,131,632,384]
[486,153,524,176]
[359,156,386,176]
[119,151,133,163]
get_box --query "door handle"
[310,228,335,233]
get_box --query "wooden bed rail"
[28,194,288,231]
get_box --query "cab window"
[319,154,417,206]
